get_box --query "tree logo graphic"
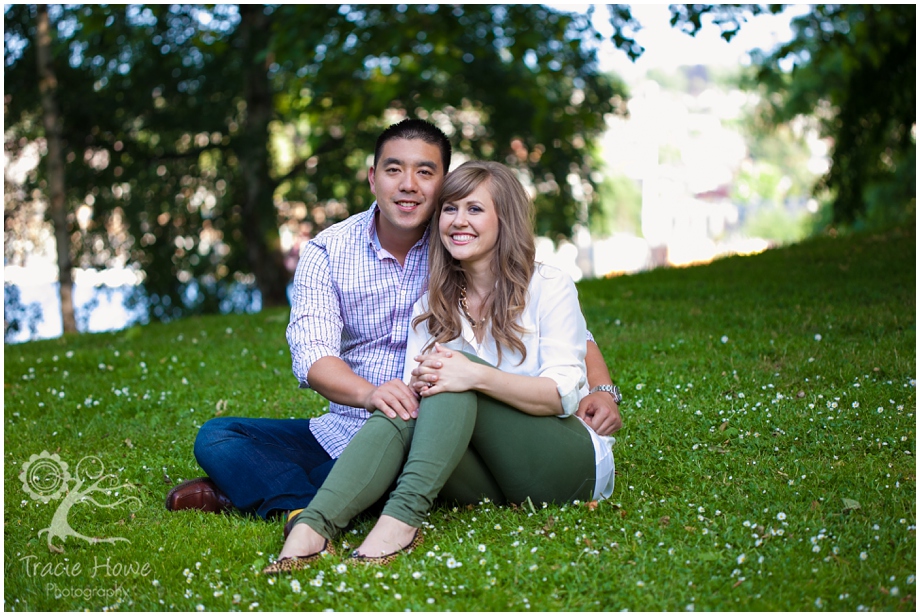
[19,451,142,553]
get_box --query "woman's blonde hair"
[413,160,535,364]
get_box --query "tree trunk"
[236,5,289,308]
[36,4,77,333]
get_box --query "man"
[166,119,623,521]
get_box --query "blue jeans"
[193,417,335,520]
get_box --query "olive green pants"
[297,355,596,540]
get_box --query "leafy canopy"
[4,4,636,320]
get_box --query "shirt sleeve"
[534,268,588,416]
[286,241,344,388]
[402,295,432,385]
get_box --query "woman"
[263,161,614,572]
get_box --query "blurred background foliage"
[3,4,915,331]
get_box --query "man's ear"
[368,166,377,195]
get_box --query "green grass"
[4,225,916,611]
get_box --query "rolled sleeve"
[535,268,588,416]
[286,242,344,388]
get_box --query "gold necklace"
[459,284,487,329]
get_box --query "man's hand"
[576,391,622,436]
[364,379,419,421]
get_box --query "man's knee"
[193,417,241,465]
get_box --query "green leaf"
[841,498,861,512]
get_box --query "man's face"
[369,138,445,240]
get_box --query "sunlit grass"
[3,224,915,611]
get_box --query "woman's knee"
[364,411,416,451]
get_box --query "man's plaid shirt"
[286,203,430,458]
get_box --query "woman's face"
[438,182,500,269]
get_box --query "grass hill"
[4,224,915,611]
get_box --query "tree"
[34,4,76,332]
[754,4,916,227]
[5,4,639,323]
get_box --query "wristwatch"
[590,384,622,405]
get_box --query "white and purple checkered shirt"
[286,203,430,458]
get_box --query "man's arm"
[308,357,418,421]
[577,340,622,435]
[287,241,417,421]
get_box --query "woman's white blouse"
[403,263,588,413]
[403,263,615,501]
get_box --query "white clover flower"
[814,334,822,341]
[737,554,746,565]
[196,605,205,612]
[446,557,462,569]
[335,563,347,574]
[478,544,486,552]
[721,336,729,344]
[776,512,787,521]
[290,580,301,593]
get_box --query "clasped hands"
[405,344,622,437]
[362,344,478,423]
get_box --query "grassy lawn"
[3,224,915,611]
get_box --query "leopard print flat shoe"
[346,529,423,566]
[261,540,336,575]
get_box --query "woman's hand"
[410,344,481,396]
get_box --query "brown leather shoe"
[165,477,234,513]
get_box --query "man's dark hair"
[374,118,452,173]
